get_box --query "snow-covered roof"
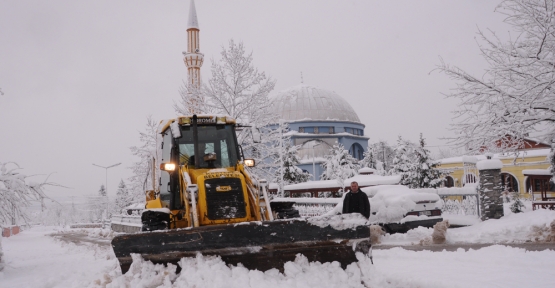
[271,84,361,123]
[187,0,199,29]
[283,174,401,191]
[438,148,551,165]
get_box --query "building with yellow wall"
[437,148,552,199]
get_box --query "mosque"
[183,0,369,180]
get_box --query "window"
[303,127,314,133]
[444,176,454,188]
[501,173,519,192]
[314,127,319,134]
[329,127,334,134]
[177,125,238,169]
[299,127,304,133]
[318,127,329,134]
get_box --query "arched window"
[500,173,519,193]
[349,143,365,160]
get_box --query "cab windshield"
[176,125,239,168]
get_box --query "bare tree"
[0,162,58,225]
[436,0,555,153]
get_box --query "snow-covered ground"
[1,210,555,288]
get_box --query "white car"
[327,185,443,233]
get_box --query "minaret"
[183,0,204,91]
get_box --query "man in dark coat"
[342,181,370,219]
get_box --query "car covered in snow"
[326,185,443,233]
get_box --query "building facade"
[271,84,369,180]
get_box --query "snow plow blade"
[112,218,371,273]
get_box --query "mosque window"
[318,127,329,134]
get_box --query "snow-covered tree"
[390,136,417,186]
[320,144,359,193]
[510,191,525,213]
[359,145,377,169]
[371,141,395,172]
[412,134,445,188]
[436,0,555,152]
[174,40,281,180]
[115,179,131,214]
[0,162,56,225]
[273,143,310,188]
[128,115,158,203]
[98,184,106,197]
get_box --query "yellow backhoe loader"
[111,115,371,273]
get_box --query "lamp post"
[92,162,121,220]
[312,142,321,181]
[93,163,122,195]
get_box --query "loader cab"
[176,124,240,169]
[157,116,242,210]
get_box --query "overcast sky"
[0,0,513,199]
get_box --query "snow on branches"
[0,162,55,225]
[273,142,310,187]
[391,134,445,189]
[436,0,555,152]
[320,144,359,192]
[128,115,158,203]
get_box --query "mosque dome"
[271,84,360,123]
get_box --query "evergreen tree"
[320,144,359,193]
[98,184,106,197]
[390,136,416,186]
[510,192,525,213]
[115,179,130,214]
[359,145,377,169]
[412,134,445,188]
[391,134,445,189]
[273,143,310,187]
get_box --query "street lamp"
[92,163,122,195]
[312,142,321,181]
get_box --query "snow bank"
[382,209,555,245]
[307,213,370,230]
[99,252,420,288]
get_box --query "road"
[50,232,112,247]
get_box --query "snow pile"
[98,252,422,288]
[381,209,555,245]
[307,213,370,230]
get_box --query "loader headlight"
[244,159,255,167]
[160,163,176,171]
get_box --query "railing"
[110,214,142,233]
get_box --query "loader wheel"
[141,210,170,232]
[270,201,301,219]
